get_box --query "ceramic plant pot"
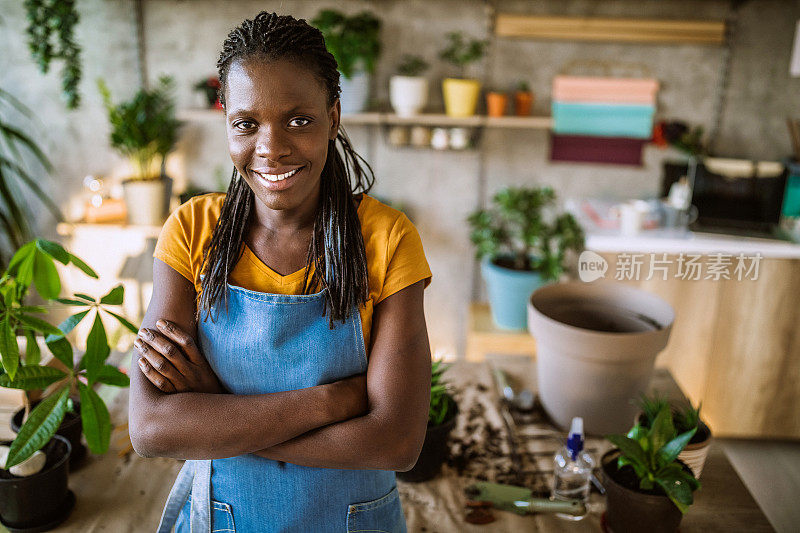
[528,281,675,434]
[389,76,429,117]
[601,449,686,533]
[0,435,75,532]
[396,399,458,482]
[340,70,371,114]
[481,258,546,331]
[514,91,534,116]
[679,420,712,478]
[122,176,173,225]
[442,78,481,117]
[486,92,508,117]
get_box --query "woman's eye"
[289,117,311,127]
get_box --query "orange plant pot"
[486,92,508,117]
[514,91,534,116]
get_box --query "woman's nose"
[254,128,291,160]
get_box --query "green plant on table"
[429,359,455,426]
[23,0,83,109]
[606,404,701,513]
[438,31,488,78]
[637,393,702,436]
[515,80,531,92]
[97,75,183,180]
[0,239,136,468]
[311,9,382,79]
[0,88,63,267]
[467,187,585,280]
[397,55,429,77]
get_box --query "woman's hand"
[134,319,225,394]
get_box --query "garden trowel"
[464,481,586,517]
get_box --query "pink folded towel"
[553,76,659,104]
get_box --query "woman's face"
[224,57,339,216]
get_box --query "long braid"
[198,12,374,326]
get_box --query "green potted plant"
[636,394,712,478]
[98,75,183,226]
[389,54,430,117]
[396,360,458,482]
[468,186,584,330]
[438,31,488,117]
[0,239,135,530]
[603,404,701,533]
[514,80,534,117]
[312,9,382,114]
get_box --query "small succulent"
[397,55,429,77]
[438,31,488,77]
[429,359,455,426]
[607,404,701,513]
[637,393,702,436]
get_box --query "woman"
[128,11,432,533]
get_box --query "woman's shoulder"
[171,192,227,223]
[358,194,414,237]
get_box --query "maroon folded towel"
[550,133,647,166]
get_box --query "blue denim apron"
[156,284,407,532]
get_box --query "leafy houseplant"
[397,360,458,482]
[0,239,135,529]
[98,75,183,225]
[438,31,488,117]
[24,0,83,109]
[602,404,701,532]
[312,9,381,114]
[0,87,63,267]
[636,394,712,478]
[390,55,430,117]
[468,187,585,330]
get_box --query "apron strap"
[155,460,213,533]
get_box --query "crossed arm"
[128,259,431,471]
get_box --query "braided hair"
[197,12,375,326]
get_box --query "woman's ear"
[328,98,340,140]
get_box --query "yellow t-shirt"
[153,193,432,351]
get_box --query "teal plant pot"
[481,258,546,330]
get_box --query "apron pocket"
[177,494,237,533]
[346,485,406,533]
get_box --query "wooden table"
[1,357,772,532]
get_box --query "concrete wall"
[2,0,799,357]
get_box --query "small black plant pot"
[0,435,75,532]
[396,401,459,483]
[601,449,688,533]
[11,401,87,471]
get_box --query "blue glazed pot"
[481,257,547,330]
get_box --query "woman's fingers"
[155,320,205,366]
[136,354,177,393]
[134,334,188,392]
[138,327,191,373]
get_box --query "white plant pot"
[122,177,173,226]
[528,281,675,435]
[339,70,371,114]
[389,76,429,117]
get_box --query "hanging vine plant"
[24,0,83,109]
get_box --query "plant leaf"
[78,382,111,454]
[35,239,70,264]
[651,404,676,457]
[658,427,698,465]
[6,386,69,468]
[83,313,109,381]
[104,310,138,334]
[68,253,98,278]
[45,335,74,370]
[32,251,61,300]
[23,329,40,366]
[96,364,129,387]
[54,309,90,336]
[6,241,36,276]
[656,471,695,514]
[99,284,124,305]
[0,316,19,379]
[606,435,648,470]
[73,293,96,302]
[0,365,66,390]
[55,297,91,306]
[17,313,62,336]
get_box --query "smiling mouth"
[252,166,305,183]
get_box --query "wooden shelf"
[466,302,537,362]
[495,14,725,45]
[177,109,553,130]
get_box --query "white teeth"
[257,167,302,182]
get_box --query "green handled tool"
[465,481,586,517]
